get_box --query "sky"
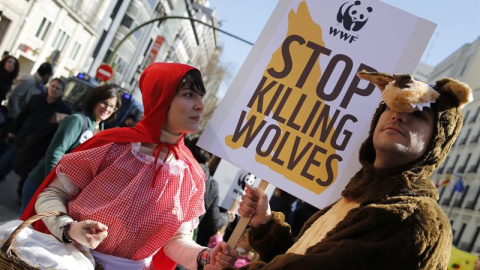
[208,0,480,97]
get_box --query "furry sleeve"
[227,197,451,270]
[246,212,295,263]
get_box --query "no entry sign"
[96,64,114,82]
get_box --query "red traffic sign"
[96,64,114,82]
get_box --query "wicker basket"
[0,211,62,269]
[0,212,103,270]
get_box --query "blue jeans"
[0,142,18,180]
[21,177,39,212]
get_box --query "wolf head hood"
[342,71,473,204]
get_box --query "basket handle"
[1,211,64,255]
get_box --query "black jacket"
[9,94,71,143]
[0,77,12,102]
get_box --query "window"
[468,156,480,173]
[166,0,174,10]
[52,29,70,51]
[468,227,480,252]
[121,15,141,39]
[442,187,456,206]
[470,130,480,143]
[457,153,471,174]
[470,108,480,123]
[446,155,460,174]
[111,0,122,19]
[458,129,471,145]
[156,3,167,27]
[453,185,469,207]
[454,223,467,246]
[465,187,480,210]
[69,42,81,60]
[459,60,469,77]
[0,15,11,45]
[132,22,142,39]
[116,56,127,74]
[35,17,52,41]
[103,49,112,63]
[121,15,134,28]
[156,3,167,17]
[463,110,470,125]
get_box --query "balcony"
[446,167,454,174]
[465,200,476,210]
[436,167,445,174]
[457,166,466,174]
[63,0,101,29]
[468,116,478,124]
[458,138,467,146]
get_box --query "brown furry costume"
[227,72,473,270]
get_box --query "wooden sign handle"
[226,179,270,250]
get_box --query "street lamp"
[107,16,253,67]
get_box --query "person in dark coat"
[269,188,296,220]
[8,62,52,118]
[0,78,71,183]
[286,199,319,237]
[0,55,19,136]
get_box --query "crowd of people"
[0,51,476,269]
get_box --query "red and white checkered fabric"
[59,142,205,260]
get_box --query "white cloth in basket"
[0,220,95,270]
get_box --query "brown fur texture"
[357,71,472,113]
[224,73,473,270]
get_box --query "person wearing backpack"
[21,85,121,211]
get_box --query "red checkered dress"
[58,142,206,260]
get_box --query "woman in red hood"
[21,63,237,270]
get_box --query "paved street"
[0,171,21,224]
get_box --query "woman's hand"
[68,220,108,249]
[210,242,238,268]
[238,184,272,227]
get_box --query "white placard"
[213,160,272,212]
[199,0,436,208]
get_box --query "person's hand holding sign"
[238,183,272,227]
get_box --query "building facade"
[84,0,221,103]
[413,61,433,82]
[1,0,222,102]
[431,37,480,254]
[0,0,115,79]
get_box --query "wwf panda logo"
[337,1,373,32]
[237,171,258,191]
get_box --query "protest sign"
[199,0,435,209]
[213,159,272,212]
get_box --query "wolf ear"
[435,78,473,108]
[357,70,394,91]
